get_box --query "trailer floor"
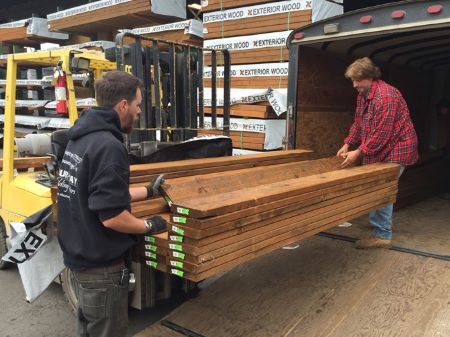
[326,196,450,257]
[135,236,450,336]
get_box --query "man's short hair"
[94,71,143,108]
[345,57,381,81]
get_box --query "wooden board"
[135,236,450,337]
[197,129,267,150]
[0,27,65,46]
[0,156,51,170]
[130,150,311,178]
[165,162,400,218]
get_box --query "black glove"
[146,174,165,198]
[145,215,167,234]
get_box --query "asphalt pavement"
[0,265,188,337]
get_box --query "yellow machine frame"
[0,48,116,234]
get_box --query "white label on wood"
[203,0,311,23]
[204,31,292,50]
[204,63,289,78]
[125,19,203,38]
[47,0,132,20]
[0,19,28,28]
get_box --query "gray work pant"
[72,268,129,337]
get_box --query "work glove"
[146,174,165,198]
[145,215,167,235]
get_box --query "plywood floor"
[135,235,450,337]
[326,196,450,257]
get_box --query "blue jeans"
[369,166,405,240]
[73,267,129,337]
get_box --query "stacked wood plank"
[130,150,313,273]
[126,20,203,47]
[47,0,182,34]
[141,157,400,282]
[396,152,449,209]
[202,0,313,152]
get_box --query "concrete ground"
[0,265,190,337]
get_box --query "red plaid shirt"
[345,80,419,166]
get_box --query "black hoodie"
[57,107,136,270]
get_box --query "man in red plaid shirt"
[337,57,419,249]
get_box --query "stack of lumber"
[0,18,68,47]
[396,152,449,209]
[126,20,203,47]
[130,149,313,271]
[47,0,183,35]
[142,157,400,282]
[202,0,313,151]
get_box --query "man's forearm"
[103,209,147,234]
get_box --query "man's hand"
[337,144,349,158]
[340,149,361,168]
[146,174,165,198]
[145,215,167,234]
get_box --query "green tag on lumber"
[170,260,183,269]
[172,217,187,224]
[176,207,190,215]
[146,261,158,269]
[144,236,156,243]
[145,245,157,252]
[169,244,183,252]
[170,235,183,243]
[172,251,185,260]
[172,225,185,235]
[145,252,157,259]
[164,196,173,206]
[171,269,184,277]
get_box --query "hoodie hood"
[68,107,124,142]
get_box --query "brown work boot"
[355,236,392,249]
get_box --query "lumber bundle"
[202,0,282,12]
[0,18,68,47]
[47,0,181,34]
[129,149,312,183]
[126,20,203,47]
[203,6,310,39]
[205,47,289,66]
[205,76,287,89]
[145,158,400,281]
[396,153,449,209]
[204,103,280,119]
[131,150,312,271]
[198,129,269,150]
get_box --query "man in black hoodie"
[57,71,166,337]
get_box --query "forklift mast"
[108,32,231,158]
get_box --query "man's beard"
[121,110,135,133]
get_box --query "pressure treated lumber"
[168,196,395,282]
[204,104,280,119]
[166,163,400,218]
[0,156,51,170]
[204,11,311,38]
[163,157,344,203]
[204,47,289,66]
[168,182,397,258]
[47,0,178,34]
[205,77,287,89]
[0,27,64,46]
[202,0,281,12]
[129,149,312,183]
[197,130,267,150]
[169,173,398,239]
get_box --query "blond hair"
[345,57,381,81]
